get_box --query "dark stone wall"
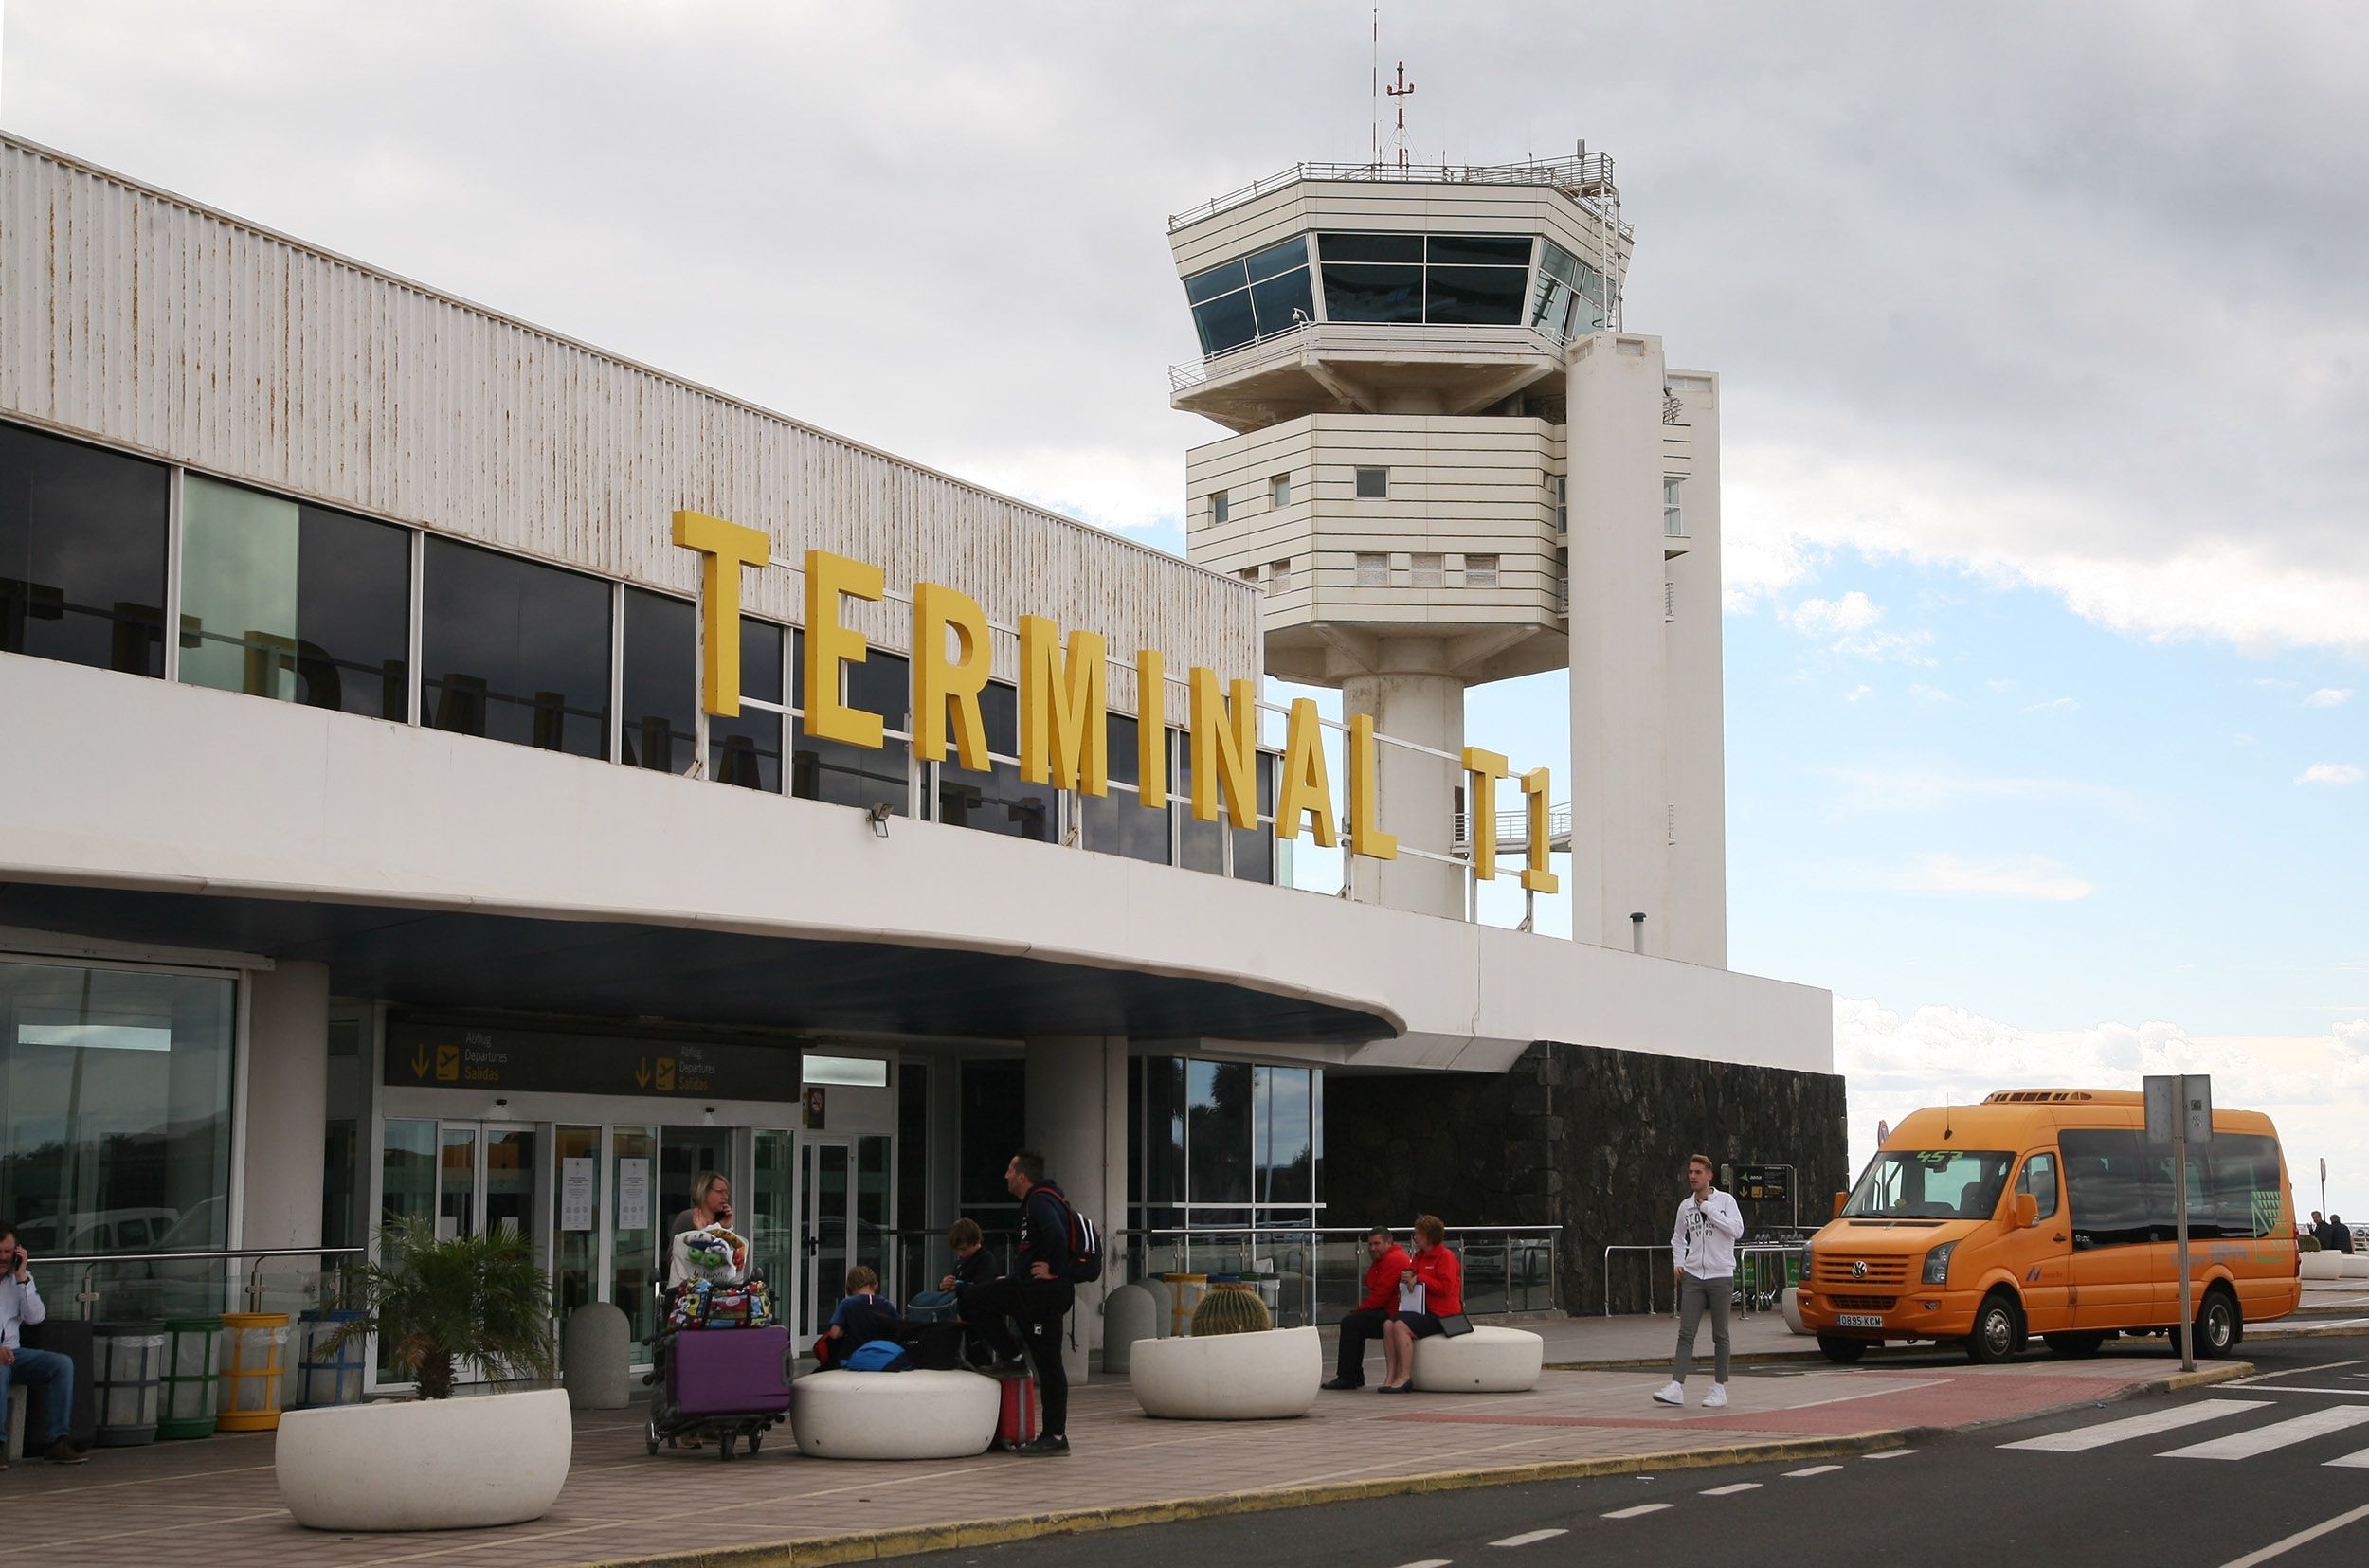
[1325,1040,1848,1314]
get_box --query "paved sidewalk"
[5,1323,2246,1568]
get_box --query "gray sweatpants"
[1673,1271,1732,1383]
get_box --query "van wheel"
[1817,1335,1868,1364]
[2043,1332,2107,1359]
[1967,1291,2021,1364]
[2190,1289,2239,1360]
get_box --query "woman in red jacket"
[1379,1214,1462,1392]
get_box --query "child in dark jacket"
[815,1265,900,1366]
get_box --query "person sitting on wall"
[0,1223,87,1467]
[1377,1215,1462,1393]
[1322,1224,1412,1391]
[814,1266,902,1368]
[938,1217,996,1364]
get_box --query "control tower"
[1168,151,1727,964]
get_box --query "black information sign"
[384,1021,800,1102]
[1729,1163,1792,1202]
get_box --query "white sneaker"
[1653,1380,1685,1406]
[1702,1383,1729,1409]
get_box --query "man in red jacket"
[1323,1224,1412,1390]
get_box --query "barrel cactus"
[1190,1283,1272,1336]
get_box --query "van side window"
[2062,1129,2155,1248]
[2064,1128,2286,1246]
[2018,1151,2059,1221]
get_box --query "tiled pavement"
[5,1325,2233,1568]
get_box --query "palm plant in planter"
[327,1216,556,1396]
[279,1217,571,1532]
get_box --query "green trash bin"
[157,1316,224,1440]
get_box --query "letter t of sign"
[672,511,772,717]
[1462,747,1510,884]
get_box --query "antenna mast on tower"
[1386,60,1416,172]
[1369,9,1380,167]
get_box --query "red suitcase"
[992,1370,1038,1451]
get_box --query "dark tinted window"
[957,1058,1025,1218]
[1258,1064,1313,1205]
[0,423,167,676]
[1319,232,1424,263]
[421,537,612,758]
[1187,1058,1253,1206]
[1184,259,1250,304]
[2202,1134,2284,1239]
[1248,269,1315,335]
[791,633,909,816]
[713,618,784,791]
[936,681,1056,841]
[297,506,411,719]
[620,588,695,773]
[1428,234,1533,266]
[1323,263,1423,323]
[2017,1150,2059,1221]
[1230,751,1277,884]
[2062,1128,2164,1248]
[1424,264,1529,325]
[1173,729,1225,874]
[1080,712,1171,865]
[1246,238,1310,281]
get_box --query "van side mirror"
[1832,1191,1848,1220]
[2014,1192,2038,1229]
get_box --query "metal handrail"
[1602,1240,1807,1319]
[37,1245,368,1320]
[1169,153,1629,234]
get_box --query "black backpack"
[1035,1185,1103,1284]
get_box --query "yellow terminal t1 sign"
[386,1022,798,1100]
[674,514,1561,894]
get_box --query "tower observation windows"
[1531,240,1610,341]
[1184,238,1314,358]
[1319,233,1532,326]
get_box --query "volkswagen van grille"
[1816,1256,1909,1285]
[1829,1294,1896,1311]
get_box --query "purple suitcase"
[668,1325,792,1418]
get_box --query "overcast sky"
[8,2,2365,1203]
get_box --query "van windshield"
[1845,1149,2015,1220]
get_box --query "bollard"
[562,1302,631,1409]
[1101,1284,1157,1374]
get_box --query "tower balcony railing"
[1171,318,1569,394]
[1168,153,1629,236]
[1454,802,1573,855]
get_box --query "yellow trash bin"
[216,1312,291,1432]
[1162,1273,1207,1337]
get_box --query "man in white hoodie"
[1655,1154,1745,1409]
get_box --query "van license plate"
[1837,1313,1884,1328]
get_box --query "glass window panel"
[1246,238,1311,282]
[1172,730,1224,874]
[1192,291,1258,355]
[1318,232,1423,263]
[0,960,235,1264]
[0,423,168,676]
[178,479,411,719]
[1230,751,1276,884]
[437,1126,478,1239]
[421,536,611,758]
[553,1125,601,1319]
[1529,273,1572,334]
[1260,1066,1312,1205]
[1310,1069,1324,1211]
[958,1059,1025,1215]
[1144,1055,1184,1208]
[713,617,784,791]
[610,1126,658,1343]
[484,1127,535,1246]
[1186,1059,1252,1205]
[2016,1150,2059,1221]
[1248,269,1315,337]
[1355,468,1389,499]
[1184,258,1250,304]
[620,588,696,773]
[858,1134,891,1287]
[2062,1128,2162,1249]
[380,1119,436,1230]
[1322,263,1423,323]
[792,634,910,817]
[935,681,1055,841]
[750,1129,796,1304]
[1540,240,1582,286]
[898,1062,929,1233]
[1081,712,1171,865]
[1425,265,1529,325]
[1428,234,1533,266]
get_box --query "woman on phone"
[1378,1215,1462,1392]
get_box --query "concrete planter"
[2302,1251,2344,1281]
[1130,1325,1319,1419]
[1409,1325,1545,1392]
[1781,1286,1809,1336]
[276,1387,570,1531]
[2342,1254,2369,1281]
[792,1369,1000,1459]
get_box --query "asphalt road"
[903,1334,2369,1568]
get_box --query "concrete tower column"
[240,962,330,1251]
[1342,655,1466,918]
[1023,1036,1129,1381]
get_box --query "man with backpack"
[967,1148,1093,1456]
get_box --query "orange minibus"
[1798,1090,2301,1363]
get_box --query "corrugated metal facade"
[0,135,1252,697]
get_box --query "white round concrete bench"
[790,1369,1001,1459]
[1409,1325,1545,1393]
[1130,1325,1320,1419]
[2342,1254,2369,1281]
[2302,1251,2344,1281]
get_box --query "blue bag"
[841,1338,912,1372]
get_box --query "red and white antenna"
[1386,60,1416,172]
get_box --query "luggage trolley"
[643,1283,792,1461]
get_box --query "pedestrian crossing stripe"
[2000,1398,2272,1452]
[2161,1404,2369,1461]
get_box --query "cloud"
[1817,762,2125,813]
[1908,684,1957,706]
[1985,678,2017,694]
[2020,696,2080,714]
[2296,763,2365,785]
[2306,688,2354,708]
[1844,684,1873,704]
[1894,853,2095,901]
[1782,591,1882,638]
[1778,591,1937,665]
[1834,999,2369,1200]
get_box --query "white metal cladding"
[0,135,1254,692]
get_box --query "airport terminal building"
[0,134,1839,1383]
